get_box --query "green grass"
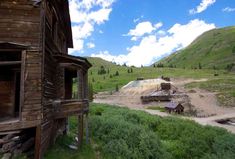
[89,103,235,159]
[146,106,166,112]
[44,137,96,159]
[186,78,235,107]
[42,103,235,159]
[156,26,235,69]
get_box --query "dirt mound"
[120,79,170,95]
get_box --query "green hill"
[155,26,235,70]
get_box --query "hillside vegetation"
[44,103,235,159]
[87,57,235,106]
[156,26,235,70]
[87,57,231,92]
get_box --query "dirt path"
[93,78,235,134]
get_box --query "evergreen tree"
[115,71,119,76]
[115,84,119,92]
[130,68,133,73]
[198,62,202,69]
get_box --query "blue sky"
[69,0,235,67]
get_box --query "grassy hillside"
[156,26,235,69]
[87,57,229,92]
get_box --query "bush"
[89,104,235,159]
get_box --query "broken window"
[0,51,22,122]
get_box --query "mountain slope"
[156,26,235,69]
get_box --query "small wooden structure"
[165,102,184,114]
[137,77,144,81]
[0,0,91,158]
[161,83,171,90]
[161,76,170,81]
[141,91,171,103]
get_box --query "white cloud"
[92,19,216,67]
[222,7,235,12]
[69,0,115,54]
[87,42,95,48]
[126,21,163,41]
[189,0,216,14]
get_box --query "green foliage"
[146,106,166,112]
[89,103,235,159]
[199,62,202,69]
[156,27,235,69]
[44,136,96,159]
[115,71,119,76]
[115,84,119,92]
[90,104,170,159]
[232,45,235,53]
[98,65,107,75]
[87,57,234,93]
[88,82,94,101]
[226,63,235,71]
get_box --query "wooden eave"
[0,42,29,50]
[54,54,92,70]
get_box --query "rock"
[68,144,78,150]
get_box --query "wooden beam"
[20,50,26,121]
[77,115,84,148]
[35,125,42,159]
[0,61,21,65]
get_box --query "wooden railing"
[53,99,89,119]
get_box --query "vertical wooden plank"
[20,50,26,121]
[85,113,89,144]
[83,70,88,99]
[77,115,84,148]
[35,125,42,159]
[77,70,83,100]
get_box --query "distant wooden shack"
[161,76,170,81]
[165,102,184,114]
[0,1,91,158]
[141,91,171,103]
[137,77,144,81]
[161,83,171,90]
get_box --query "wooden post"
[85,113,89,144]
[34,125,41,159]
[77,70,84,100]
[83,71,88,99]
[77,115,84,148]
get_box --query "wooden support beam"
[77,115,84,148]
[85,114,89,144]
[0,61,21,65]
[34,125,42,159]
[77,70,84,100]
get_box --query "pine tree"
[115,71,119,76]
[115,84,119,92]
[198,62,202,69]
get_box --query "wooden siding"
[22,50,42,122]
[0,0,41,48]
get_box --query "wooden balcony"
[54,99,89,119]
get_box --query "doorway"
[0,51,22,122]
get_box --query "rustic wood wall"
[22,51,42,122]
[0,0,41,48]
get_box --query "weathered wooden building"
[165,102,184,114]
[0,0,91,158]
